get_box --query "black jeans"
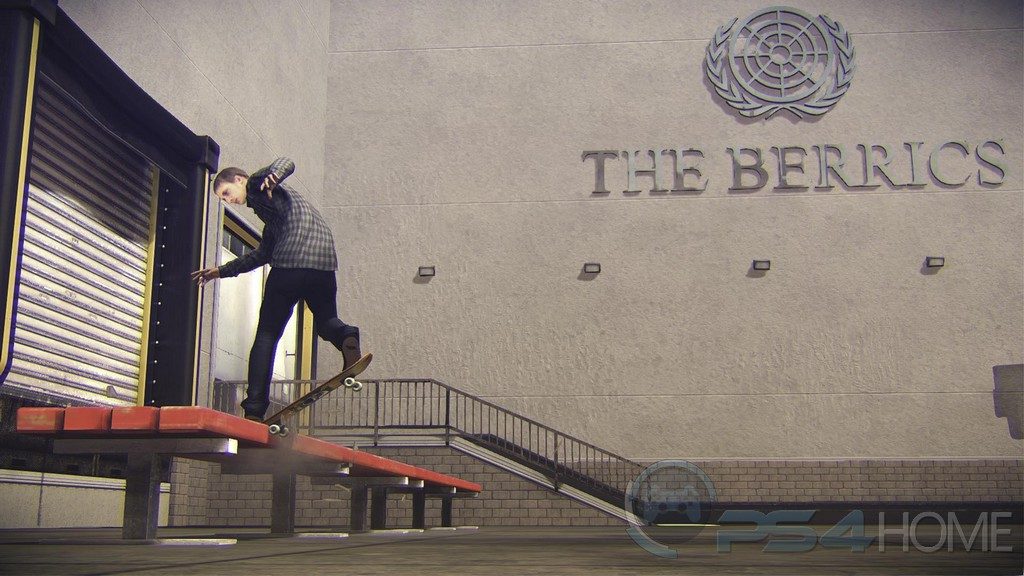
[240,268,354,418]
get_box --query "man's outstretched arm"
[192,226,275,285]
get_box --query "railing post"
[373,381,380,447]
[307,394,316,438]
[552,433,560,490]
[307,380,318,437]
[444,388,451,446]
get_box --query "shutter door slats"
[17,298,141,355]
[20,253,144,327]
[15,331,139,380]
[3,374,111,406]
[23,217,145,295]
[33,86,154,185]
[30,130,150,238]
[16,315,140,365]
[32,103,153,195]
[12,348,136,390]
[8,75,154,407]
[18,277,142,339]
[4,362,132,404]
[20,215,145,310]
[26,181,148,264]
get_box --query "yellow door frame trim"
[0,19,40,375]
[223,212,258,248]
[136,166,161,405]
[192,170,211,405]
[300,305,314,380]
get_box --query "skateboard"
[263,353,373,436]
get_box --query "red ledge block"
[111,407,160,432]
[423,474,482,494]
[64,407,113,432]
[402,469,482,493]
[276,433,359,463]
[16,408,65,433]
[279,435,482,493]
[158,407,270,446]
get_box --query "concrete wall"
[59,0,331,403]
[0,470,170,529]
[27,2,1023,529]
[324,1,1024,460]
[60,0,329,204]
[57,1,1022,461]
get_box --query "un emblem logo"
[705,6,856,119]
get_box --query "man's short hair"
[213,167,248,190]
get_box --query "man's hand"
[260,173,280,198]
[191,267,221,287]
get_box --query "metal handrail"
[212,376,644,507]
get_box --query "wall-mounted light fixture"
[924,256,945,269]
[582,262,601,274]
[417,266,436,278]
[751,260,771,271]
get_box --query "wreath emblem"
[705,6,856,119]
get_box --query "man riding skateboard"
[192,157,361,421]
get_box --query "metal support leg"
[123,453,163,540]
[271,471,296,535]
[441,496,453,528]
[350,485,368,532]
[412,491,426,529]
[370,487,388,530]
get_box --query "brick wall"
[173,447,618,528]
[168,458,211,526]
[365,447,619,527]
[168,447,1023,528]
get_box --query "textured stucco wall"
[324,1,1024,459]
[53,1,1023,461]
[59,0,331,403]
[59,0,329,204]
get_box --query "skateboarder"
[192,157,360,420]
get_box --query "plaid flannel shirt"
[218,157,338,277]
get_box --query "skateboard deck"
[263,353,372,436]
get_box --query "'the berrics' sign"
[581,6,1009,195]
[581,141,1007,194]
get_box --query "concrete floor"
[0,526,1021,576]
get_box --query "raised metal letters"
[584,140,1007,195]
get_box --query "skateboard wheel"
[345,377,363,391]
[268,424,282,435]
[279,427,289,437]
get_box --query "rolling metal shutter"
[6,74,155,406]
